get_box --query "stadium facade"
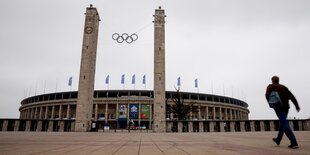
[17,90,249,132]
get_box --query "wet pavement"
[0,131,309,155]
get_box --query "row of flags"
[177,77,199,88]
[107,74,146,85]
[68,75,199,88]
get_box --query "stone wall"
[1,119,309,132]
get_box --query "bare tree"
[166,89,196,120]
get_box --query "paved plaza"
[0,131,309,155]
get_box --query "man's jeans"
[274,109,298,145]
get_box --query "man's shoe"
[288,144,299,149]
[273,138,280,146]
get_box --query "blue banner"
[129,104,139,119]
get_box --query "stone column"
[116,104,119,128]
[14,120,20,131]
[34,107,38,119]
[95,104,98,120]
[288,121,294,130]
[36,121,42,132]
[45,106,48,119]
[220,122,225,132]
[66,104,70,119]
[260,121,265,131]
[75,5,100,132]
[206,106,209,120]
[178,121,183,132]
[51,106,55,119]
[270,121,275,131]
[153,6,166,132]
[188,121,193,132]
[39,106,43,119]
[250,121,255,132]
[213,107,216,120]
[2,120,8,131]
[225,108,228,120]
[230,121,235,132]
[166,121,172,132]
[25,121,31,131]
[198,106,201,120]
[219,107,222,120]
[48,121,54,132]
[240,121,245,132]
[230,109,233,120]
[298,121,303,131]
[209,121,214,132]
[105,104,108,124]
[199,122,204,132]
[59,121,65,132]
[58,105,62,120]
[149,104,152,129]
[138,104,140,127]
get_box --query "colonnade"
[20,104,76,120]
[167,105,248,121]
[20,104,248,122]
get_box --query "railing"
[1,119,309,132]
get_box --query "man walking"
[265,76,300,149]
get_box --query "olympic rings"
[112,33,138,44]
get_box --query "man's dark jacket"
[265,84,299,112]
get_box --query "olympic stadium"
[0,5,309,133]
[17,90,249,132]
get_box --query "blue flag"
[68,76,72,86]
[142,75,146,84]
[105,75,109,84]
[132,74,135,84]
[195,78,198,88]
[121,74,125,84]
[177,77,181,87]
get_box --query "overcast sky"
[1,0,309,119]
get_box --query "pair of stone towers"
[75,5,166,132]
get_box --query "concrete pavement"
[0,131,309,155]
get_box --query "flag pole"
[43,80,46,94]
[35,81,38,96]
[211,80,213,94]
[55,79,58,92]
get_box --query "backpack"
[268,91,282,109]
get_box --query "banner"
[118,104,127,119]
[121,74,125,84]
[132,74,135,84]
[129,104,139,119]
[68,77,72,86]
[177,77,181,87]
[140,104,150,119]
[142,75,146,84]
[105,75,109,84]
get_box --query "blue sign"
[129,104,139,119]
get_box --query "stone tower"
[75,5,100,132]
[153,6,166,132]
